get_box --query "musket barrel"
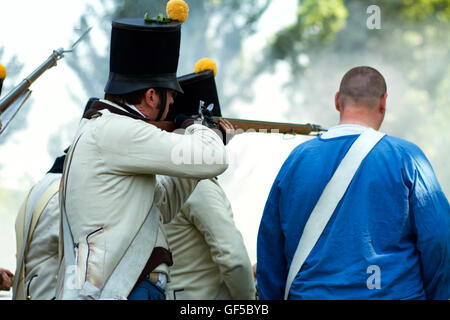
[212,117,326,135]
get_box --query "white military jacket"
[56,100,228,299]
[14,173,61,300]
[164,178,256,300]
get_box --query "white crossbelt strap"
[284,128,385,299]
[100,206,159,299]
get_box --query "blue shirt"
[256,127,450,300]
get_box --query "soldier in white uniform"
[13,99,98,300]
[56,16,228,300]
[13,155,64,300]
[164,62,256,300]
[165,178,256,300]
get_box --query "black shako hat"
[104,18,183,95]
[166,69,222,121]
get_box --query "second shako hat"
[166,58,222,121]
[104,0,189,95]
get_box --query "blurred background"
[1,0,449,299]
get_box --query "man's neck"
[320,123,369,139]
[126,103,146,117]
[338,104,381,130]
[338,119,375,128]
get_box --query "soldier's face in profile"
[158,89,176,121]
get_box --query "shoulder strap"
[99,206,159,299]
[84,100,149,122]
[28,180,60,246]
[56,133,83,300]
[284,128,385,299]
[12,178,60,300]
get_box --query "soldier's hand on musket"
[218,118,235,133]
[0,268,14,291]
[218,118,236,145]
[174,113,202,130]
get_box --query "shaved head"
[338,66,387,108]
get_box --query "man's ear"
[335,92,341,112]
[145,88,157,108]
[379,92,388,114]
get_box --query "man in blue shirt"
[256,66,450,300]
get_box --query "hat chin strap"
[154,88,167,122]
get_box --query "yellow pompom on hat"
[0,64,6,79]
[166,0,189,23]
[194,58,217,77]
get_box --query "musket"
[151,101,327,136]
[0,27,92,136]
[150,117,326,136]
